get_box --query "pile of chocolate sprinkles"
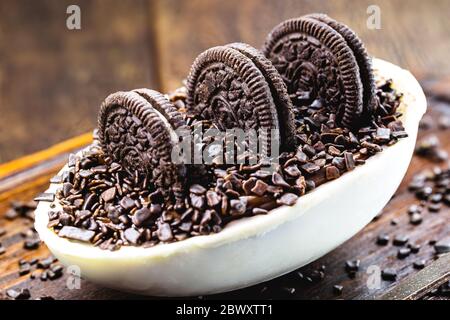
[41,78,406,251]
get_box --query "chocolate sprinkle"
[58,226,95,242]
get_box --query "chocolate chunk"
[436,114,450,129]
[272,172,290,188]
[393,235,409,246]
[253,208,268,215]
[375,127,391,142]
[408,243,421,253]
[253,170,272,179]
[50,175,63,184]
[381,269,397,281]
[409,213,423,225]
[105,206,121,227]
[330,157,345,171]
[409,179,425,191]
[391,131,408,138]
[333,285,344,295]
[277,193,298,206]
[156,223,173,242]
[428,202,442,212]
[430,193,443,203]
[325,166,340,180]
[397,248,411,259]
[376,233,389,246]
[49,264,64,280]
[62,182,73,198]
[327,146,341,157]
[58,226,95,242]
[124,228,141,245]
[242,178,256,195]
[78,169,92,179]
[301,163,321,174]
[179,221,192,233]
[413,260,426,270]
[19,263,31,276]
[189,184,207,195]
[408,204,422,214]
[68,154,77,167]
[314,158,326,168]
[119,196,135,211]
[37,258,53,269]
[343,152,355,171]
[23,238,40,250]
[6,288,30,300]
[251,180,268,196]
[295,149,308,163]
[132,207,151,227]
[206,191,221,207]
[83,193,98,211]
[5,208,18,220]
[101,187,116,203]
[434,240,450,254]
[76,210,92,221]
[40,271,48,281]
[229,198,247,216]
[345,260,360,272]
[302,145,316,158]
[190,194,205,210]
[284,165,301,177]
[361,141,382,153]
[415,186,432,200]
[415,135,448,162]
[34,193,55,202]
[150,203,162,215]
[444,194,450,206]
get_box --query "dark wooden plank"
[153,0,450,91]
[0,0,160,163]
[379,253,449,300]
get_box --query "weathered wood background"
[1,0,450,162]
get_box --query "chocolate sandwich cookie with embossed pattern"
[98,89,187,196]
[186,44,297,152]
[262,15,375,128]
[305,13,377,119]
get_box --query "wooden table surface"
[1,0,450,162]
[0,0,449,300]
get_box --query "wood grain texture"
[0,0,159,163]
[154,0,450,91]
[0,87,449,300]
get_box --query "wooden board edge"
[0,132,93,180]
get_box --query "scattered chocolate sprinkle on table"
[0,75,449,301]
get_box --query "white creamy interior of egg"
[34,59,427,296]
